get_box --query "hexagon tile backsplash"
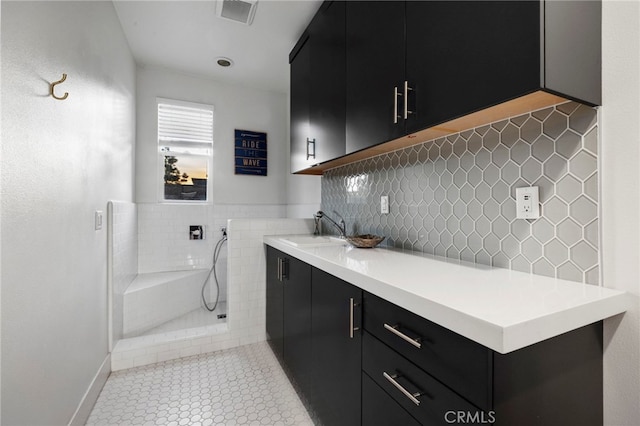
[321,102,599,284]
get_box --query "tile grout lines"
[88,342,313,426]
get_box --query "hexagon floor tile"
[87,342,312,426]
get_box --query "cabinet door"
[405,1,539,133]
[345,0,406,154]
[308,1,346,165]
[265,246,284,362]
[290,33,312,173]
[283,255,313,399]
[311,268,362,426]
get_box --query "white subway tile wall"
[122,269,210,338]
[107,201,138,348]
[111,218,313,371]
[322,102,600,284]
[137,203,214,273]
[137,203,287,310]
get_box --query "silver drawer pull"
[277,258,281,281]
[393,86,401,124]
[383,372,422,406]
[349,298,360,339]
[384,323,422,349]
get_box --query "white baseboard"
[68,353,111,426]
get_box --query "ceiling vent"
[216,0,258,25]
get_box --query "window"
[157,98,213,202]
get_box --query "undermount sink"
[279,235,346,247]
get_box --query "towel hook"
[50,74,68,100]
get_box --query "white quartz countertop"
[264,235,630,354]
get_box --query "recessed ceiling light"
[216,57,234,67]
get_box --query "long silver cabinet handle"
[383,372,422,406]
[403,80,413,120]
[349,298,360,339]
[383,323,422,349]
[393,86,400,124]
[277,258,282,281]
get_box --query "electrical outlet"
[380,195,389,214]
[516,187,540,219]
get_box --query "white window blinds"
[158,101,214,147]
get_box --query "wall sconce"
[306,138,316,161]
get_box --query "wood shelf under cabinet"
[294,90,568,175]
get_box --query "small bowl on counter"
[345,234,385,248]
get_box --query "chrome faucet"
[315,211,346,238]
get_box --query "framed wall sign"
[234,129,267,176]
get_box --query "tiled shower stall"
[322,102,599,284]
[108,201,313,370]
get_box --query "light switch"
[516,187,540,219]
[95,210,103,230]
[380,195,389,214]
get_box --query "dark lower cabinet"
[265,246,313,399]
[311,268,362,426]
[265,246,284,361]
[282,253,313,399]
[492,322,603,426]
[266,246,361,424]
[362,291,604,426]
[363,292,492,410]
[266,247,604,425]
[362,373,421,426]
[363,331,478,425]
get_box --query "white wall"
[134,66,318,283]
[136,65,290,205]
[134,61,320,216]
[0,1,136,424]
[601,1,640,424]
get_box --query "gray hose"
[202,232,227,312]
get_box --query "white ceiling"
[113,0,322,94]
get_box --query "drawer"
[363,332,482,425]
[363,292,492,409]
[362,371,421,426]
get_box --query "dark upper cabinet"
[405,1,540,134]
[289,33,311,174]
[293,0,601,171]
[346,1,545,153]
[345,1,405,154]
[290,1,346,173]
[311,268,362,426]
